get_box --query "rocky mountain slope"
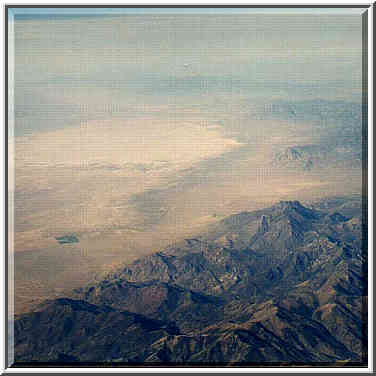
[13,197,367,366]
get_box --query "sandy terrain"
[11,116,362,314]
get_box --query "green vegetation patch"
[56,235,79,245]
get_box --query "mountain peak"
[271,200,318,219]
[275,200,303,209]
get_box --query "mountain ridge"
[13,198,367,366]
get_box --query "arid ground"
[10,11,364,314]
[11,109,362,314]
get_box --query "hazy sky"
[10,9,364,136]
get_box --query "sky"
[9,8,364,136]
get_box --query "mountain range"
[13,196,367,366]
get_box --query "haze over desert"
[10,11,365,315]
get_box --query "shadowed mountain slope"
[14,198,367,365]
